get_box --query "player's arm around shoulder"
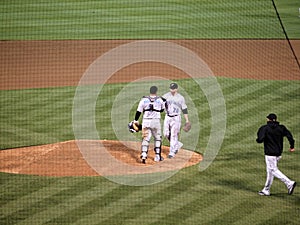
[159,97,166,112]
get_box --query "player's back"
[138,96,164,119]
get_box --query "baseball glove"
[183,121,191,132]
[128,121,142,133]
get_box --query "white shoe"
[288,182,296,195]
[258,190,270,196]
[173,142,183,155]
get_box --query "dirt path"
[0,40,299,90]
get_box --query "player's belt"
[168,114,179,117]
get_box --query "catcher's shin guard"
[141,139,149,160]
[154,139,164,162]
[154,139,162,156]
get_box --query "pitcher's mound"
[0,140,202,177]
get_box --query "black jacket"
[256,121,295,156]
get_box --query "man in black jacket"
[256,113,296,196]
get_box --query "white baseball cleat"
[258,190,270,196]
[174,142,183,155]
[168,142,183,159]
[288,182,297,195]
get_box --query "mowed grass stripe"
[224,80,279,103]
[207,200,266,224]
[225,82,300,122]
[197,78,277,119]
[196,82,277,146]
[223,80,298,124]
[69,178,198,225]
[221,91,299,150]
[0,178,79,218]
[0,87,75,149]
[231,201,294,225]
[284,113,300,130]
[101,178,222,225]
[14,181,118,225]
[182,192,248,224]
[225,98,282,136]
[124,192,201,224]
[0,0,283,39]
[1,178,113,224]
[70,172,213,225]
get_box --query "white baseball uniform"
[136,95,165,161]
[163,92,187,157]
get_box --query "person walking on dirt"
[256,113,296,196]
[133,86,165,164]
[162,83,190,159]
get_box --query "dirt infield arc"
[0,40,299,177]
[0,140,202,177]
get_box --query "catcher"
[162,82,191,158]
[129,86,165,164]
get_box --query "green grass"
[1,0,298,40]
[1,78,300,224]
[0,87,76,149]
[1,78,299,151]
[275,0,300,39]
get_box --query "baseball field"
[1,0,300,224]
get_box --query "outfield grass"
[2,165,299,225]
[1,0,298,40]
[1,78,299,224]
[275,0,300,39]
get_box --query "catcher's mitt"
[128,121,142,133]
[183,121,191,132]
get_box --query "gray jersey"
[162,92,187,116]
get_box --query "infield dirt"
[1,40,299,90]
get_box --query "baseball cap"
[150,86,158,94]
[267,113,277,121]
[169,83,178,90]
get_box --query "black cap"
[150,86,158,94]
[169,83,178,90]
[267,113,277,121]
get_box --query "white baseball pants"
[163,115,181,156]
[262,155,294,192]
[141,118,162,158]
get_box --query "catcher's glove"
[128,121,142,133]
[183,121,191,132]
